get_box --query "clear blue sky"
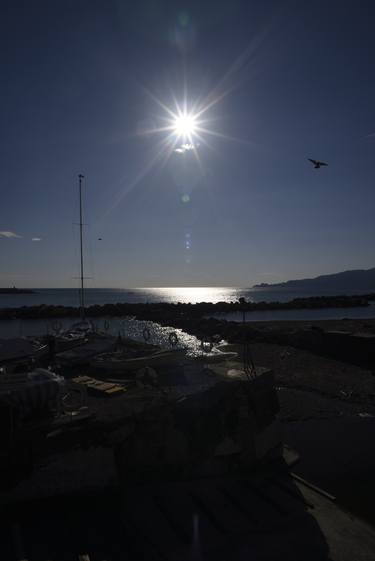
[1,0,374,288]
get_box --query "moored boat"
[90,347,187,372]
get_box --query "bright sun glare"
[173,113,197,138]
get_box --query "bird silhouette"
[308,158,328,169]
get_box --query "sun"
[173,112,197,138]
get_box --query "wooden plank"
[105,386,126,396]
[291,473,336,501]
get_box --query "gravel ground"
[224,337,375,523]
[243,342,375,412]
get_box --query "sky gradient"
[1,0,375,288]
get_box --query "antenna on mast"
[78,174,85,319]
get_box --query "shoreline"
[0,292,374,320]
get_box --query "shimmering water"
[0,316,222,358]
[0,285,373,308]
[1,287,375,331]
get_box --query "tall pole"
[78,174,85,319]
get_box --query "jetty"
[0,288,35,294]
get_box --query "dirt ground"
[233,331,375,524]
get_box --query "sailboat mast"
[78,174,85,319]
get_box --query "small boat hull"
[91,349,186,372]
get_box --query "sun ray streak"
[141,85,178,120]
[197,127,256,147]
[191,142,204,173]
[104,27,275,220]
[193,131,212,150]
[187,21,275,125]
[101,136,175,218]
[138,124,176,136]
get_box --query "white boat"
[90,348,186,373]
[193,349,239,363]
[56,335,116,366]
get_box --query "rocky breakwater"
[0,293,372,321]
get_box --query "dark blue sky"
[1,0,375,287]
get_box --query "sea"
[1,286,374,308]
[0,286,375,341]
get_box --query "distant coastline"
[0,288,35,294]
[253,267,375,292]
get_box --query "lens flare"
[173,113,197,138]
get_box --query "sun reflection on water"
[147,287,239,304]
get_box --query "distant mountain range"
[253,268,375,292]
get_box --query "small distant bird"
[308,158,328,169]
[98,238,102,240]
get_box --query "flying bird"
[308,158,328,169]
[98,238,102,241]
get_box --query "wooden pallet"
[72,375,126,397]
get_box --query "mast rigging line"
[78,174,85,319]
